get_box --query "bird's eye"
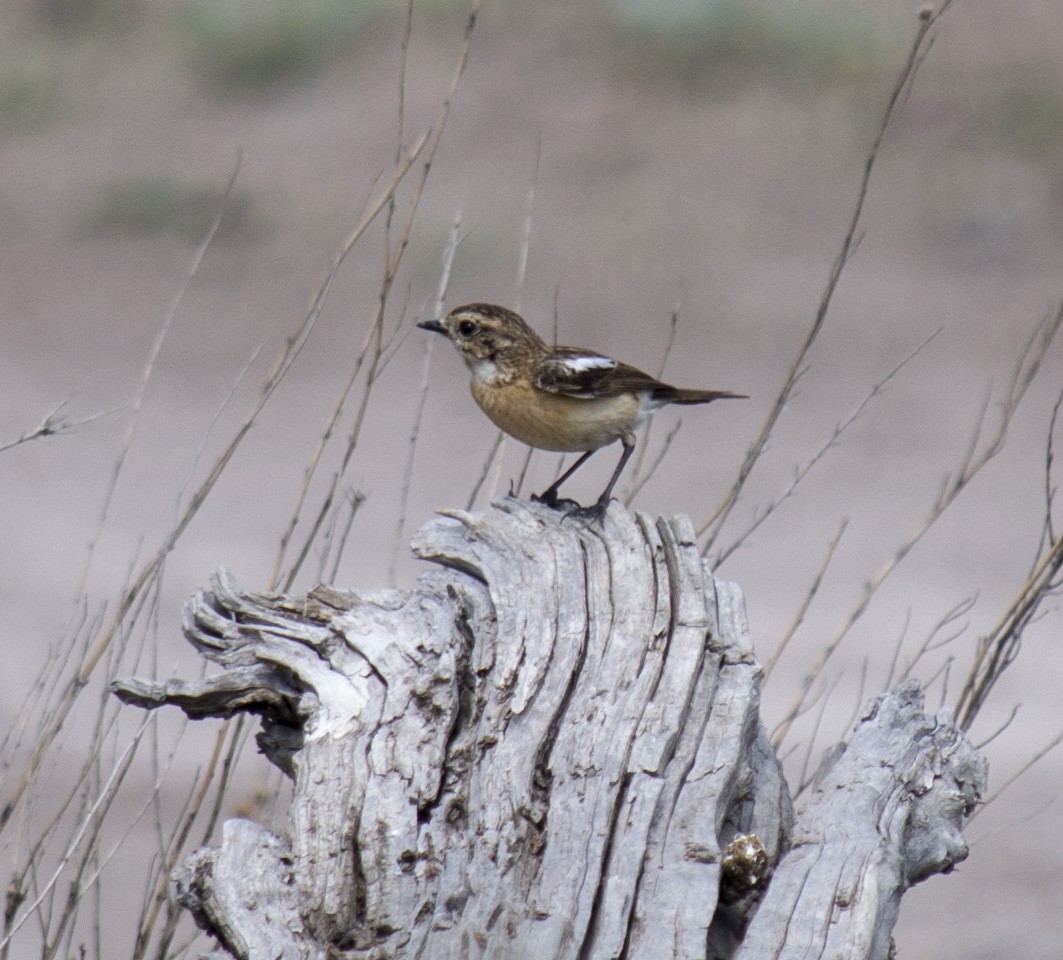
[457,320,477,338]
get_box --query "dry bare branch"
[465,431,505,511]
[277,3,482,591]
[763,518,847,681]
[0,717,152,949]
[714,327,940,566]
[0,401,123,455]
[973,727,1063,817]
[627,293,681,494]
[773,305,1061,746]
[389,212,464,584]
[698,4,954,554]
[0,126,435,834]
[266,130,433,589]
[623,419,682,507]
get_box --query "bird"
[418,303,746,519]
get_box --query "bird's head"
[418,303,546,371]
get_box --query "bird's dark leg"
[532,448,597,508]
[596,437,634,507]
[563,437,635,523]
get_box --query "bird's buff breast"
[470,377,641,452]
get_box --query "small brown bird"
[419,303,746,518]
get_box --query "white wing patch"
[557,354,616,373]
[534,352,619,397]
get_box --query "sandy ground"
[2,0,1062,956]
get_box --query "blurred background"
[2,0,1061,956]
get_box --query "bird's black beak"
[417,319,447,335]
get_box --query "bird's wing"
[533,350,617,397]
[533,348,663,399]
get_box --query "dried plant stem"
[773,305,1061,746]
[276,2,481,591]
[955,526,1063,729]
[627,295,681,495]
[0,717,152,949]
[1042,390,1062,548]
[465,432,505,511]
[714,327,940,566]
[322,489,367,584]
[130,722,230,960]
[763,518,848,681]
[0,401,122,455]
[972,727,1063,818]
[389,212,463,584]
[74,158,241,607]
[514,132,541,312]
[698,4,952,555]
[623,420,682,507]
[511,445,535,499]
[267,130,432,589]
[892,595,975,687]
[131,719,237,960]
[487,138,544,504]
[0,153,317,832]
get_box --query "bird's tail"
[666,388,748,405]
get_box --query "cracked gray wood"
[113,500,985,960]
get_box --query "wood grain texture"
[113,500,984,960]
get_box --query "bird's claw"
[560,498,611,525]
[531,490,580,510]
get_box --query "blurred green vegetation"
[86,176,256,240]
[177,0,376,92]
[0,57,61,133]
[603,0,888,89]
[987,83,1063,158]
[35,0,136,33]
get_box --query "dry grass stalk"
[698,1,954,556]
[773,305,1062,746]
[275,3,481,593]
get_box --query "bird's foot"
[560,498,612,525]
[531,489,580,511]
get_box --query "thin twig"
[279,3,481,590]
[795,670,845,796]
[698,5,952,555]
[627,292,682,494]
[325,489,367,585]
[842,657,871,740]
[1038,389,1062,562]
[953,307,1063,728]
[894,594,975,686]
[0,717,152,948]
[495,138,545,503]
[775,305,1061,745]
[130,722,229,960]
[144,717,248,960]
[267,129,433,589]
[971,727,1063,818]
[512,445,534,499]
[514,131,542,313]
[971,705,1021,751]
[76,156,242,601]
[623,420,682,507]
[715,327,941,566]
[763,518,847,681]
[955,525,1063,729]
[389,212,463,583]
[465,432,505,511]
[0,401,124,455]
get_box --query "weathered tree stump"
[113,500,986,960]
